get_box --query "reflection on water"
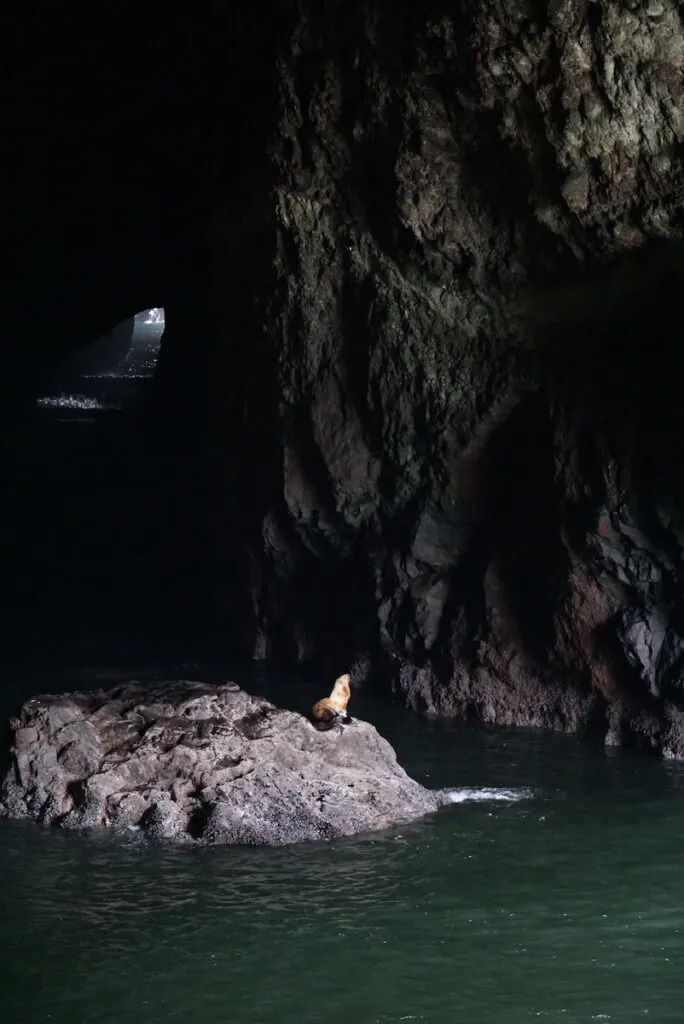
[3,660,684,1023]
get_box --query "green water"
[2,659,684,1023]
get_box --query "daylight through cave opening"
[0,304,216,667]
[39,308,166,408]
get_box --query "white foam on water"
[36,394,117,411]
[440,786,536,804]
[82,372,151,380]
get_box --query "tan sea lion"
[311,673,352,729]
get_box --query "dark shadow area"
[0,0,289,690]
[0,309,213,671]
[483,396,569,665]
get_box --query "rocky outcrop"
[0,681,445,844]
[205,1,684,756]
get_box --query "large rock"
[0,681,446,845]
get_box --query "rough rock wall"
[209,0,684,755]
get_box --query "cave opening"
[0,305,213,676]
[38,307,165,410]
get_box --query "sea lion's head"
[329,672,351,708]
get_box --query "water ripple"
[4,712,684,1023]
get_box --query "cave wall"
[206,0,684,755]
[4,1,684,753]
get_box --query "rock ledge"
[0,681,445,845]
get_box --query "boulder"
[0,680,446,845]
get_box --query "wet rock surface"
[0,681,445,844]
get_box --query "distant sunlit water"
[2,658,684,1024]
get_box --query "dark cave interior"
[5,7,684,1020]
[3,1,684,755]
[0,308,212,672]
[0,4,231,671]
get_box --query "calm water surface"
[2,660,684,1024]
[2,369,684,1022]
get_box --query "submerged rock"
[0,680,445,845]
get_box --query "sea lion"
[311,673,352,729]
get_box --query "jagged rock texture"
[205,0,684,756]
[0,681,444,844]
